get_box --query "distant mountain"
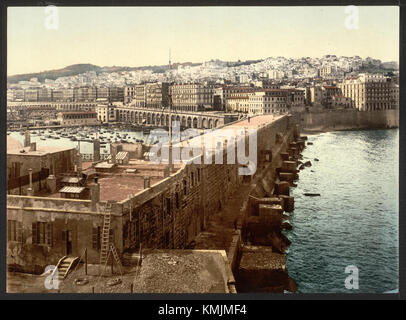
[8,64,104,83]
[7,59,262,84]
[7,62,203,83]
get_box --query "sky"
[7,6,399,75]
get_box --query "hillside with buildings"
[8,55,397,89]
[6,54,399,130]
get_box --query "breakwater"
[234,123,306,293]
[300,109,398,132]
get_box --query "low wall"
[300,109,399,132]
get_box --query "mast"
[168,49,174,172]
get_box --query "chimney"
[144,176,150,189]
[76,150,82,176]
[29,142,36,151]
[163,167,170,178]
[111,144,117,164]
[24,131,31,147]
[93,139,100,162]
[90,177,100,207]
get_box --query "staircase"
[53,256,79,282]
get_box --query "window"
[92,227,114,250]
[8,220,22,242]
[92,226,101,249]
[10,162,21,179]
[32,222,53,246]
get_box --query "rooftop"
[97,175,163,201]
[7,136,22,151]
[7,249,235,293]
[7,144,75,156]
[132,249,233,293]
[61,177,82,184]
[59,186,86,194]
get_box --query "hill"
[8,64,104,83]
[7,62,205,83]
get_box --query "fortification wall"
[121,115,294,251]
[300,109,399,132]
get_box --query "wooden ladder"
[110,244,123,276]
[99,213,111,266]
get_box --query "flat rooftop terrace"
[132,249,232,293]
[176,114,284,150]
[38,160,183,202]
[7,136,22,151]
[97,175,162,201]
[7,249,234,293]
[228,114,282,129]
[7,144,75,156]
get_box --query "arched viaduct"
[116,107,231,129]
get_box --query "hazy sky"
[7,6,399,75]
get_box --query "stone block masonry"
[7,114,298,272]
[301,109,398,132]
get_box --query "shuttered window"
[7,220,22,242]
[92,227,113,250]
[92,227,101,250]
[46,224,53,246]
[32,222,53,246]
[32,222,38,244]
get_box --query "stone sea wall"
[300,109,399,132]
[120,115,297,251]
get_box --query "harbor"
[7,125,159,158]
